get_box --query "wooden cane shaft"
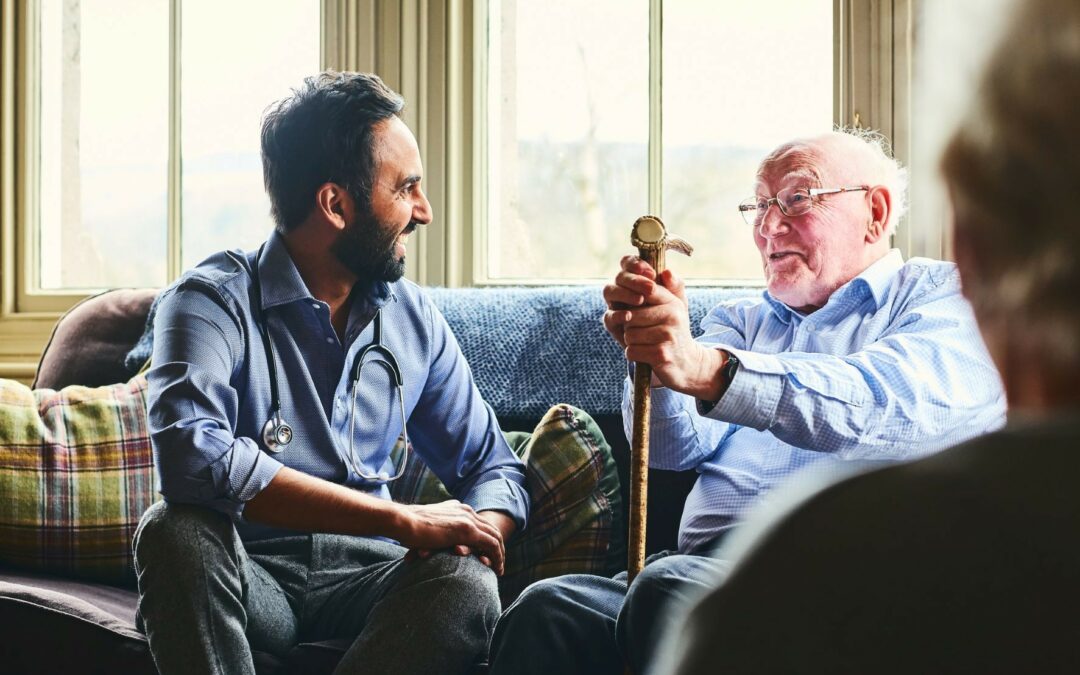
[628,363,652,583]
[627,248,664,583]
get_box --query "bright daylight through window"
[36,0,319,290]
[485,0,833,283]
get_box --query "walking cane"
[626,216,693,584]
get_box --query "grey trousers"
[133,501,500,675]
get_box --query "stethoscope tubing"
[244,243,410,483]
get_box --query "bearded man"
[134,71,527,675]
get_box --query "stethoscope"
[243,244,410,484]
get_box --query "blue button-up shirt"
[148,231,529,542]
[622,250,1006,553]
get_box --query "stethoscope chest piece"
[249,241,405,481]
[262,415,293,453]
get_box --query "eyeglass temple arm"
[809,185,869,196]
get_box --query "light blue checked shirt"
[622,250,1006,554]
[148,231,529,542]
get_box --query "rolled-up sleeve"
[406,300,530,530]
[148,286,283,520]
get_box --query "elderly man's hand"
[603,256,726,400]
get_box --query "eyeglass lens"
[740,187,813,225]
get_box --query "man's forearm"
[477,510,517,542]
[244,465,409,539]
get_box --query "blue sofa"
[424,285,755,554]
[0,283,756,674]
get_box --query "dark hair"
[261,71,405,233]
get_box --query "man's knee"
[491,575,626,675]
[502,574,617,634]
[407,552,501,616]
[502,577,570,627]
[624,556,689,618]
[134,501,239,572]
[620,555,723,669]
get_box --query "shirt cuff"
[461,478,530,531]
[230,437,285,517]
[702,346,785,430]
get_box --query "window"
[0,1,911,381]
[482,0,835,284]
[27,0,319,300]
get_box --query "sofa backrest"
[426,285,760,418]
[34,289,159,391]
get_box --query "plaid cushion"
[0,375,622,599]
[391,404,625,602]
[0,376,155,586]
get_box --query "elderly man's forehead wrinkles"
[754,170,819,196]
[756,145,823,185]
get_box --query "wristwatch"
[721,351,740,385]
[697,350,739,414]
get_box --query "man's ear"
[314,182,354,233]
[865,185,892,243]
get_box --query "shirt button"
[311,302,321,311]
[325,336,335,344]
[805,323,816,332]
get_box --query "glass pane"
[486,0,649,280]
[663,0,833,282]
[181,0,320,270]
[39,0,169,289]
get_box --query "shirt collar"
[762,248,904,322]
[256,230,394,311]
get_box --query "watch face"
[724,354,739,380]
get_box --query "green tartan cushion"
[0,375,623,600]
[0,376,155,586]
[390,403,625,602]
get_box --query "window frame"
[0,0,918,381]
[464,0,917,287]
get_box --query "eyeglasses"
[738,185,869,226]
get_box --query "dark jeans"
[487,550,729,675]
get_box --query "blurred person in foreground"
[488,126,1007,675]
[656,0,1080,672]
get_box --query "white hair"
[834,126,909,236]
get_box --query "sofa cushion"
[392,403,625,602]
[0,376,154,586]
[0,567,351,675]
[33,288,158,390]
[0,569,155,674]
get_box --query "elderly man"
[659,0,1080,672]
[486,129,1005,675]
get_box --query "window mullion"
[648,0,662,217]
[166,0,181,282]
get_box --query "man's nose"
[414,188,433,225]
[758,203,788,238]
